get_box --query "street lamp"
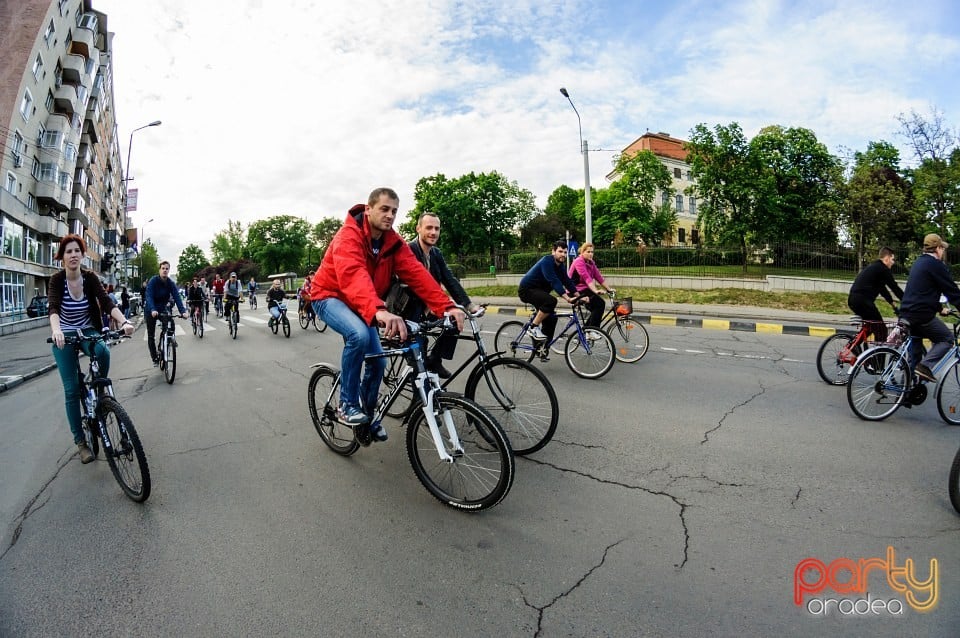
[123,120,161,286]
[559,88,592,244]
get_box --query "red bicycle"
[816,316,900,385]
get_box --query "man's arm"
[883,269,904,301]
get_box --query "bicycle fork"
[414,372,464,462]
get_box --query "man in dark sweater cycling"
[847,246,903,342]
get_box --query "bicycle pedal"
[354,424,373,447]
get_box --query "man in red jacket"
[310,187,465,443]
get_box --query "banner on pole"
[125,188,139,212]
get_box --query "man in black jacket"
[848,246,903,342]
[406,213,478,378]
[900,234,960,381]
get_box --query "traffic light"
[102,253,114,272]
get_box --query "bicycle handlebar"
[48,331,131,345]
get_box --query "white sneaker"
[530,325,546,341]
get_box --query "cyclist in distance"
[186,277,206,323]
[247,276,258,302]
[224,272,243,322]
[267,278,286,328]
[847,246,903,342]
[299,271,314,319]
[210,272,225,314]
[310,187,466,443]
[568,242,616,329]
[48,234,134,463]
[405,212,480,378]
[899,234,960,382]
[518,240,580,360]
[145,260,187,366]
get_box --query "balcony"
[53,84,79,117]
[36,180,71,212]
[35,212,68,237]
[68,202,90,229]
[45,112,71,136]
[82,120,99,145]
[77,143,91,168]
[61,54,86,84]
[70,20,97,59]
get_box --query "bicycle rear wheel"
[163,336,176,384]
[936,358,960,426]
[464,357,559,455]
[493,320,536,362]
[564,328,615,379]
[308,366,359,456]
[282,316,291,338]
[197,312,204,338]
[846,346,909,421]
[605,316,649,363]
[406,392,514,511]
[816,333,857,385]
[98,398,151,502]
[299,311,309,329]
[231,312,239,339]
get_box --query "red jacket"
[310,204,455,324]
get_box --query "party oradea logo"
[794,546,938,616]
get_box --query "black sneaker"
[426,359,452,379]
[915,363,936,383]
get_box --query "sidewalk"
[0,301,851,394]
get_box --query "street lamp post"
[559,88,592,245]
[122,120,161,287]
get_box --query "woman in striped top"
[48,234,134,464]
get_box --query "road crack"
[701,383,767,444]
[0,453,75,562]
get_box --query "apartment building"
[0,0,125,320]
[613,132,699,246]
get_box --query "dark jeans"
[518,286,558,342]
[906,315,953,371]
[579,289,606,329]
[848,294,887,342]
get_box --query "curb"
[481,305,843,337]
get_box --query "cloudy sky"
[93,0,960,275]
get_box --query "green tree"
[897,107,959,237]
[136,239,159,289]
[176,244,210,281]
[543,184,583,237]
[210,219,247,264]
[411,171,539,264]
[306,217,342,270]
[246,215,312,275]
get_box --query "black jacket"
[900,254,960,322]
[406,240,471,312]
[848,260,903,304]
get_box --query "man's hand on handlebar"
[445,307,466,332]
[375,309,407,341]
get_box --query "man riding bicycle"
[247,276,258,304]
[186,277,206,324]
[223,272,242,321]
[899,234,960,382]
[145,260,187,366]
[211,273,225,315]
[310,187,465,444]
[847,246,903,343]
[518,240,580,361]
[267,278,286,328]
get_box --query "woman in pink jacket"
[568,243,615,328]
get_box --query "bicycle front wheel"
[308,366,359,456]
[314,316,327,333]
[493,321,535,362]
[605,316,649,363]
[164,336,176,384]
[232,313,239,340]
[846,346,909,421]
[282,317,291,338]
[816,333,857,385]
[98,398,151,502]
[197,313,204,338]
[406,392,514,511]
[936,358,960,426]
[564,328,615,379]
[464,357,559,455]
[299,312,310,330]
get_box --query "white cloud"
[94,0,960,275]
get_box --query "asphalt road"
[1,309,959,636]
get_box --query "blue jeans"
[314,298,385,413]
[51,327,110,444]
[269,305,282,320]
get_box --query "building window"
[675,194,684,213]
[5,172,17,194]
[3,217,24,259]
[41,130,63,150]
[43,20,55,47]
[27,194,36,211]
[691,228,700,245]
[40,163,58,182]
[11,132,24,167]
[58,0,69,15]
[19,90,33,121]
[686,170,693,181]
[31,157,41,180]
[674,167,681,178]
[1,271,27,313]
[32,54,43,80]
[45,90,54,112]
[678,227,686,244]
[689,196,697,217]
[26,230,39,263]
[661,190,669,206]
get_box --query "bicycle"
[846,311,958,422]
[299,301,328,333]
[307,316,515,512]
[155,309,181,384]
[566,291,649,363]
[380,305,559,455]
[816,316,899,385]
[494,299,616,379]
[190,302,204,339]
[269,301,291,338]
[249,291,258,310]
[225,298,240,340]
[47,330,151,502]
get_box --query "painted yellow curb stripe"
[756,323,783,334]
[651,315,676,326]
[809,326,837,337]
[703,319,730,331]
